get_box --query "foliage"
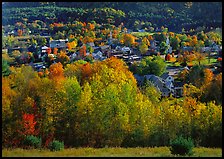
[2,59,11,76]
[23,135,42,149]
[130,56,166,76]
[49,62,65,81]
[170,136,194,156]
[120,33,136,47]
[48,140,64,151]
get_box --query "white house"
[121,47,132,54]
[50,39,67,49]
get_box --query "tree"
[46,47,52,54]
[49,62,65,81]
[56,51,70,67]
[17,29,23,36]
[141,80,161,104]
[79,45,87,57]
[53,48,58,55]
[139,42,148,54]
[170,36,180,50]
[120,33,136,47]
[142,37,150,46]
[159,41,168,54]
[2,59,11,76]
[131,56,166,76]
[194,52,205,65]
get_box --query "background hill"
[2,2,222,32]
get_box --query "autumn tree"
[53,48,58,55]
[17,29,23,36]
[139,42,148,54]
[194,51,205,65]
[120,33,136,47]
[49,62,65,81]
[79,45,87,57]
[46,47,52,54]
[56,51,70,67]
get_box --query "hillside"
[2,2,222,32]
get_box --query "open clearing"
[2,147,222,157]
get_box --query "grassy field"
[165,56,218,67]
[2,147,222,157]
[131,32,154,38]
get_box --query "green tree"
[2,59,11,77]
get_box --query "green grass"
[131,32,154,38]
[2,147,222,157]
[191,57,217,66]
[165,57,218,67]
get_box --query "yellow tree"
[142,37,150,46]
[139,42,148,54]
[56,51,70,67]
[120,33,136,47]
[194,51,205,65]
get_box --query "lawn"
[165,56,218,67]
[131,32,154,38]
[2,147,222,157]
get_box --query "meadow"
[2,147,222,157]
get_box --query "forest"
[2,2,222,32]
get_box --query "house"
[160,73,174,83]
[211,42,220,52]
[173,81,184,97]
[144,74,174,97]
[129,55,141,61]
[200,47,211,53]
[134,74,145,86]
[50,39,67,49]
[138,29,145,32]
[41,46,48,55]
[121,47,132,54]
[181,46,193,52]
[92,51,105,61]
[86,42,95,48]
[100,45,110,53]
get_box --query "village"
[3,28,222,99]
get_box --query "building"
[50,39,68,49]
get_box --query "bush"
[48,140,64,151]
[23,135,42,149]
[170,136,194,156]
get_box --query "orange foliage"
[217,57,222,62]
[49,62,64,81]
[87,23,95,30]
[83,36,94,44]
[20,113,37,136]
[53,48,58,55]
[38,71,44,77]
[166,54,172,61]
[46,47,52,54]
[81,62,92,81]
[79,45,87,57]
[67,43,72,51]
[203,68,213,86]
[120,33,136,46]
[57,51,70,66]
[17,29,23,36]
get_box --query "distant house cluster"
[134,72,184,98]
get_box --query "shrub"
[23,135,42,149]
[48,140,64,151]
[170,136,194,156]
